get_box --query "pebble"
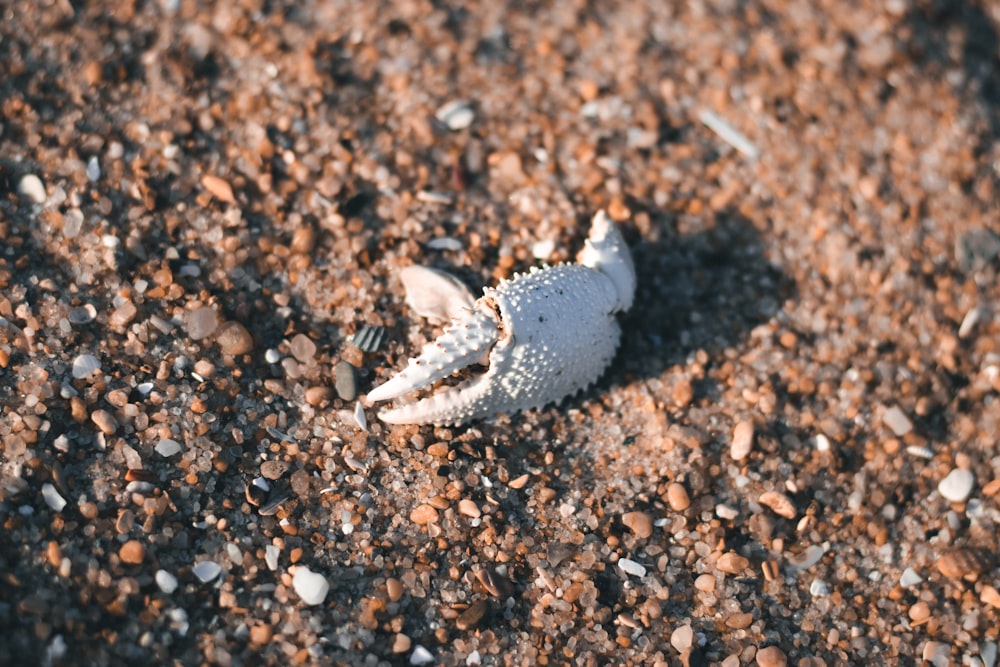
[353,401,367,431]
[921,641,950,667]
[670,624,694,652]
[458,499,481,519]
[216,321,254,355]
[289,333,317,363]
[18,173,47,204]
[758,491,796,519]
[899,567,923,587]
[305,385,333,406]
[617,557,647,578]
[72,354,102,379]
[909,601,931,624]
[386,577,404,602]
[435,100,475,131]
[334,361,358,400]
[809,579,829,596]
[186,306,219,341]
[410,504,439,525]
[392,634,412,653]
[731,420,755,460]
[201,174,236,203]
[290,225,316,254]
[155,438,183,457]
[265,545,279,571]
[666,483,691,511]
[981,585,1000,610]
[155,569,178,594]
[938,468,974,502]
[409,645,435,665]
[68,304,97,325]
[622,510,654,538]
[882,406,913,436]
[716,552,749,574]
[292,566,330,605]
[90,409,118,435]
[249,624,273,646]
[119,540,145,565]
[192,560,222,583]
[755,646,787,667]
[109,300,137,328]
[41,483,67,511]
[455,599,488,630]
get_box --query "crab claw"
[364,304,500,405]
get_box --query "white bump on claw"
[367,210,635,425]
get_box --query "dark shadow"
[609,208,794,388]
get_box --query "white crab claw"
[365,305,500,404]
[367,210,635,426]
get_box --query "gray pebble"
[335,360,358,401]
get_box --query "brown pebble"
[290,225,317,254]
[115,509,135,534]
[694,573,715,592]
[386,577,404,602]
[716,552,750,574]
[409,504,439,525]
[456,599,488,631]
[508,473,530,489]
[193,359,216,378]
[908,601,931,625]
[758,491,797,519]
[726,612,754,629]
[249,624,273,645]
[90,409,118,435]
[672,378,694,407]
[980,584,1000,609]
[392,633,411,653]
[334,361,358,401]
[79,501,99,520]
[71,396,88,423]
[755,645,787,667]
[458,499,481,518]
[304,386,333,406]
[731,420,755,460]
[46,541,62,569]
[119,540,145,565]
[216,321,254,355]
[201,174,236,203]
[936,548,991,581]
[622,511,654,538]
[667,482,691,511]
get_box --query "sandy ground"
[2,0,1000,665]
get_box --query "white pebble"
[18,174,47,204]
[715,503,740,520]
[900,567,923,587]
[86,156,101,182]
[434,100,475,131]
[155,438,183,457]
[410,645,435,665]
[814,433,831,452]
[670,624,694,652]
[353,401,367,431]
[265,348,281,363]
[292,566,330,606]
[809,579,829,596]
[42,483,67,511]
[155,569,179,594]
[938,468,975,503]
[192,560,222,583]
[72,354,102,379]
[265,544,279,571]
[617,557,647,578]
[882,406,913,436]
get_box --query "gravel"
[2,0,1000,665]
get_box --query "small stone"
[353,401,367,431]
[305,386,333,406]
[156,438,183,457]
[41,484,67,512]
[155,569,178,594]
[392,633,412,653]
[670,624,694,652]
[458,499,481,518]
[667,483,691,511]
[186,307,219,341]
[900,567,923,587]
[290,225,316,254]
[921,641,950,667]
[980,584,1000,609]
[938,468,974,503]
[809,579,829,596]
[909,601,931,624]
[292,566,330,605]
[758,491,796,519]
[46,541,62,568]
[882,406,913,436]
[716,552,749,574]
[410,504,439,525]
[68,304,97,325]
[289,333,317,363]
[386,577,404,602]
[201,174,236,203]
[18,174,47,204]
[694,573,715,592]
[672,378,694,407]
[716,503,740,520]
[435,100,475,131]
[334,361,358,401]
[216,321,253,355]
[119,540,145,565]
[109,300,137,328]
[622,511,654,538]
[193,359,216,379]
[249,624,273,646]
[455,599,488,631]
[755,646,787,667]
[617,557,647,578]
[90,409,118,435]
[72,354,102,379]
[731,420,755,460]
[410,645,434,665]
[192,560,222,583]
